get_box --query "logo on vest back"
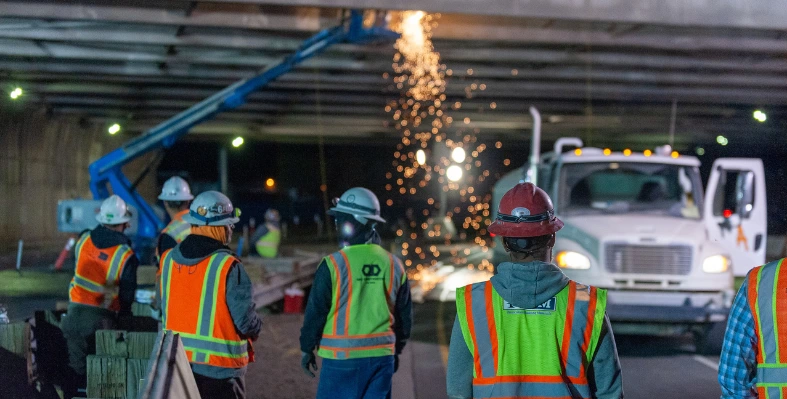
[362,264,381,277]
[503,297,556,314]
[99,252,109,261]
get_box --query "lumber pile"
[87,330,157,399]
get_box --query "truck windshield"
[558,162,703,219]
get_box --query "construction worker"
[718,257,787,397]
[159,191,261,399]
[251,208,281,258]
[156,176,194,258]
[62,195,139,398]
[300,187,412,399]
[447,183,623,399]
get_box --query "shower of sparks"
[384,11,512,287]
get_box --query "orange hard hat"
[488,182,563,237]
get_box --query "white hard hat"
[96,195,132,225]
[328,187,386,224]
[264,209,281,223]
[158,176,194,201]
[182,191,240,226]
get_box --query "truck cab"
[492,138,767,353]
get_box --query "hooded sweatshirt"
[446,260,623,399]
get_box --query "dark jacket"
[299,244,413,356]
[446,261,624,399]
[168,234,263,379]
[86,225,139,319]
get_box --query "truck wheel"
[694,321,727,355]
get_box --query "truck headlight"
[556,251,591,270]
[703,255,730,273]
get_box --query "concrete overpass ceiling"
[1,0,785,149]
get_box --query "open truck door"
[704,158,767,276]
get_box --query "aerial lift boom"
[81,10,397,244]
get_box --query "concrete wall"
[0,107,157,253]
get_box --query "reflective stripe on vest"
[747,259,787,395]
[161,250,249,369]
[70,233,132,310]
[318,245,403,360]
[163,220,191,243]
[457,280,605,399]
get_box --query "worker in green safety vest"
[251,208,281,258]
[447,183,623,399]
[299,187,412,399]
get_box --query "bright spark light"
[451,147,466,163]
[9,87,23,100]
[416,149,426,165]
[232,136,244,148]
[446,165,463,182]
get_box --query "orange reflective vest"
[746,258,787,397]
[317,244,407,360]
[160,248,250,369]
[456,280,606,399]
[69,232,133,311]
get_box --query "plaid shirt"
[718,277,758,398]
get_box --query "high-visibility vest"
[160,248,249,369]
[162,210,192,244]
[456,280,607,399]
[318,244,406,360]
[69,232,133,311]
[746,258,787,398]
[254,223,281,258]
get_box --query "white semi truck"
[491,110,766,353]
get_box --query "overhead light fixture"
[108,123,121,135]
[753,110,767,123]
[696,147,705,156]
[232,136,244,148]
[451,147,466,163]
[9,87,23,100]
[716,135,728,146]
[446,165,463,182]
[416,149,426,165]
[265,178,275,188]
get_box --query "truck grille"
[604,243,693,275]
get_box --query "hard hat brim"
[95,213,132,225]
[158,193,195,201]
[182,213,239,226]
[487,216,563,237]
[328,206,386,223]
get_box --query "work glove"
[394,354,400,373]
[301,351,318,378]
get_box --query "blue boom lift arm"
[87,10,398,241]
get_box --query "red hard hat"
[488,182,563,237]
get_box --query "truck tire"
[694,321,727,355]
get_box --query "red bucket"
[284,285,305,314]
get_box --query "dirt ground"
[247,312,321,399]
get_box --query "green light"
[753,110,767,123]
[696,147,705,156]
[9,87,22,100]
[716,135,728,146]
[232,136,244,148]
[108,123,121,135]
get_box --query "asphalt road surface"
[405,300,722,399]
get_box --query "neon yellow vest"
[456,280,606,399]
[318,244,406,360]
[254,223,281,258]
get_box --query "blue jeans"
[316,356,394,399]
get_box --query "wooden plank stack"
[87,330,156,399]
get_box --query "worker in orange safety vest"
[62,194,139,398]
[159,191,262,399]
